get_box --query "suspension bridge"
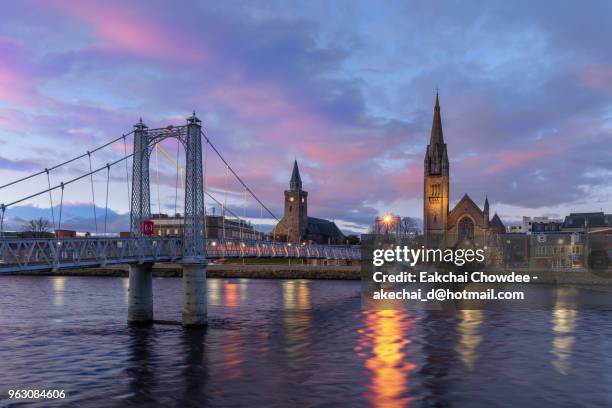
[0,112,360,326]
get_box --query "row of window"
[535,245,582,256]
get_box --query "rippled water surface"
[1,276,612,407]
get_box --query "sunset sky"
[1,1,611,234]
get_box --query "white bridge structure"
[0,113,361,327]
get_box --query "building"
[506,216,563,234]
[526,213,612,270]
[152,213,264,241]
[561,212,612,232]
[502,233,531,268]
[529,231,585,270]
[271,160,344,244]
[423,93,505,250]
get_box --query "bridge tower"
[127,113,207,327]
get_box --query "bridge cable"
[154,142,246,229]
[174,139,180,216]
[45,169,56,231]
[122,134,131,217]
[104,164,110,235]
[203,138,209,238]
[0,204,5,238]
[58,183,64,232]
[87,152,98,234]
[204,190,243,223]
[155,144,161,215]
[0,131,134,191]
[223,165,228,239]
[201,131,279,222]
[259,204,263,242]
[1,140,152,209]
[241,186,247,241]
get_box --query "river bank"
[10,263,362,280]
[6,266,612,285]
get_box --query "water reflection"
[123,277,130,304]
[420,311,456,407]
[221,280,244,379]
[282,281,312,367]
[224,280,239,308]
[208,278,221,305]
[180,327,208,405]
[551,288,577,375]
[359,310,415,408]
[456,310,483,371]
[53,276,66,306]
[239,278,249,302]
[125,327,156,404]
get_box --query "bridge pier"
[181,260,208,327]
[127,262,154,324]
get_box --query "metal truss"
[0,237,181,273]
[130,116,205,261]
[0,237,361,273]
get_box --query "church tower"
[423,92,449,248]
[283,160,308,242]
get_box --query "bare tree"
[23,217,51,238]
[369,215,420,238]
[399,217,419,238]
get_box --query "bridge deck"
[0,237,361,273]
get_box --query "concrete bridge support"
[127,262,154,324]
[182,261,208,326]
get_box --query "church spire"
[289,160,302,191]
[430,90,444,145]
[425,91,448,176]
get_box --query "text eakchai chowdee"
[373,246,486,267]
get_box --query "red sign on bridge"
[141,220,155,236]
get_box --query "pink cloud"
[0,38,38,105]
[583,66,612,93]
[46,1,211,63]
[212,82,295,119]
[298,142,374,165]
[486,149,547,174]
[392,162,422,191]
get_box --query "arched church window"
[458,217,474,242]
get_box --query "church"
[271,160,344,244]
[423,93,505,249]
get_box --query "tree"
[23,217,51,238]
[398,217,419,238]
[344,234,361,245]
[369,215,420,238]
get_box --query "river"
[1,276,611,407]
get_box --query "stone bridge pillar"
[181,261,208,326]
[128,262,154,324]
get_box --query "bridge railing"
[0,237,182,273]
[203,238,361,260]
[0,237,361,273]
